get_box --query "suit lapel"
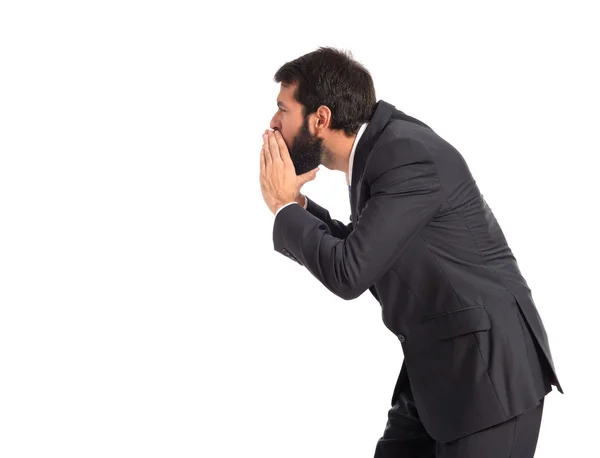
[349,100,395,221]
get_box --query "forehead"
[277,82,300,107]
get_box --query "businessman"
[259,47,562,458]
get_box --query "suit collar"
[349,100,395,215]
[347,122,369,186]
[350,100,396,189]
[348,100,433,219]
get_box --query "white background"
[1,1,598,457]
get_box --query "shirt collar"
[347,122,368,185]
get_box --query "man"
[259,47,562,458]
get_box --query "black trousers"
[373,365,545,458]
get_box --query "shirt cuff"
[275,201,298,216]
[275,197,308,217]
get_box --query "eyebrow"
[277,101,287,109]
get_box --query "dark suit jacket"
[273,100,562,442]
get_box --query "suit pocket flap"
[422,306,491,341]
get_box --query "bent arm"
[304,196,353,239]
[273,140,442,300]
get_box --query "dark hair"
[274,47,376,136]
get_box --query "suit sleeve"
[273,140,442,300]
[304,197,353,239]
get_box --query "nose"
[270,112,280,131]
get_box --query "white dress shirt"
[275,123,369,217]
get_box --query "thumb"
[297,167,320,186]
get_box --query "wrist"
[296,194,306,207]
[273,201,295,215]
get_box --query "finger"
[274,130,291,161]
[268,130,281,162]
[260,145,266,174]
[297,167,320,185]
[262,135,272,166]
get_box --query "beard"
[287,117,325,175]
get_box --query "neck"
[323,131,357,173]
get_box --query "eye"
[278,107,286,113]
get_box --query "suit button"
[397,334,406,343]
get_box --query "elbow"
[328,261,368,301]
[339,291,361,301]
[332,281,367,301]
[324,244,369,300]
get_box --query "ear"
[313,105,332,134]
